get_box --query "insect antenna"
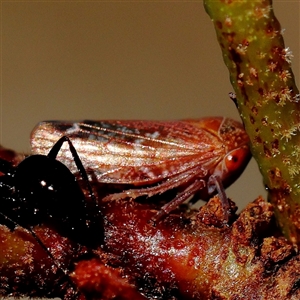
[48,136,102,230]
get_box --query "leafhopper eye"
[225,147,250,173]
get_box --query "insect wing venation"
[31,120,226,185]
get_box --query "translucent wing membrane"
[31,119,225,184]
[31,117,251,219]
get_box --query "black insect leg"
[0,211,81,299]
[48,136,99,211]
[0,211,66,270]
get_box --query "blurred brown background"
[1,1,299,210]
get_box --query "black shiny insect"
[0,136,103,246]
[0,136,103,298]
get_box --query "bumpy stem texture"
[204,0,300,244]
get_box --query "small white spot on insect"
[141,166,156,178]
[66,123,80,135]
[134,139,144,145]
[40,180,47,187]
[145,131,160,139]
[162,170,170,177]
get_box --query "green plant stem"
[204,0,300,244]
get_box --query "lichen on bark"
[204,0,300,244]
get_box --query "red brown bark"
[1,146,300,299]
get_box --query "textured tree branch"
[204,0,300,244]
[0,145,300,299]
[1,179,300,299]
